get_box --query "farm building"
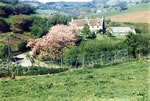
[70,17,106,34]
[110,27,136,35]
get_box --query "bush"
[64,39,120,66]
[0,44,8,58]
[87,32,96,39]
[17,40,27,52]
[0,5,14,17]
[0,18,10,33]
[93,64,102,68]
[11,15,32,33]
[124,33,150,58]
[30,16,51,37]
[14,4,36,15]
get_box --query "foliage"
[0,0,18,5]
[11,15,32,33]
[17,40,27,52]
[14,4,36,15]
[64,39,121,66]
[0,4,14,17]
[0,43,8,58]
[50,14,70,25]
[87,32,96,39]
[0,18,10,33]
[0,66,68,77]
[81,24,91,37]
[29,16,51,37]
[0,3,35,17]
[117,1,128,11]
[27,24,79,60]
[124,33,150,58]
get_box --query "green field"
[0,60,149,101]
[36,9,69,16]
[91,3,150,17]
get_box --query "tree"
[0,0,18,5]
[87,32,96,39]
[124,33,150,58]
[0,43,8,58]
[11,15,32,33]
[14,4,36,15]
[17,40,27,52]
[27,24,79,60]
[30,16,51,37]
[0,5,14,17]
[50,14,70,25]
[81,24,91,37]
[0,18,10,33]
[117,1,128,11]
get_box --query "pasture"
[0,60,149,101]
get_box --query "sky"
[37,0,92,3]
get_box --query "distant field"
[91,3,150,18]
[36,9,69,16]
[0,60,149,101]
[107,11,150,23]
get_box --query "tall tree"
[81,24,91,37]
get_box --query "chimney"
[71,18,74,22]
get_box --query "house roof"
[110,27,136,34]
[71,18,103,27]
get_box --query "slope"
[0,60,149,101]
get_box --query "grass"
[0,60,149,101]
[96,35,126,43]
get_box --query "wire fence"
[43,49,129,68]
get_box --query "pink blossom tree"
[27,24,79,60]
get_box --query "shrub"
[11,15,32,33]
[0,18,10,33]
[14,4,36,15]
[17,40,27,52]
[30,16,51,37]
[0,44,8,58]
[64,39,120,66]
[124,33,150,58]
[93,64,102,68]
[87,32,96,39]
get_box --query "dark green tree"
[0,18,10,33]
[81,24,91,37]
[30,16,51,37]
[11,15,32,33]
[124,32,150,58]
[0,43,8,58]
[17,40,27,52]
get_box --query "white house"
[110,27,136,35]
[70,17,106,34]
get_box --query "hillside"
[0,60,149,101]
[107,11,150,23]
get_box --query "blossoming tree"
[27,24,79,60]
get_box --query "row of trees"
[0,14,70,37]
[0,3,36,17]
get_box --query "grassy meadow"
[0,60,149,101]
